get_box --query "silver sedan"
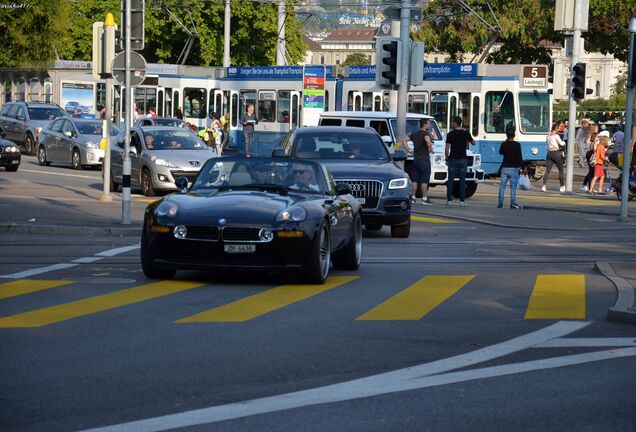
[37,118,119,169]
[109,126,218,196]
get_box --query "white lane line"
[0,263,78,279]
[79,321,591,432]
[0,244,140,279]
[534,338,636,348]
[18,169,97,180]
[95,244,140,257]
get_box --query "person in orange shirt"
[588,136,609,194]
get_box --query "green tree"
[611,71,627,96]
[341,53,371,66]
[0,1,73,68]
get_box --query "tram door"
[372,92,383,111]
[289,91,301,129]
[430,91,459,133]
[212,89,224,116]
[350,91,363,111]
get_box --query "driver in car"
[289,163,320,192]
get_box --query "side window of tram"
[258,91,276,123]
[485,91,515,134]
[184,88,206,119]
[430,92,449,130]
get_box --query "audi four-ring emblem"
[349,184,365,192]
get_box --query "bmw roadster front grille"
[175,226,270,243]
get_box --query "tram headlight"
[531,147,539,155]
[472,155,481,168]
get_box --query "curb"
[594,261,636,324]
[0,224,141,237]
[523,204,636,219]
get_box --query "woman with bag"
[498,128,524,209]
[541,122,567,193]
[588,135,610,194]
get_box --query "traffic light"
[409,42,426,86]
[120,0,145,51]
[571,62,586,101]
[376,37,401,87]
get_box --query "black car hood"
[321,160,405,180]
[164,190,309,224]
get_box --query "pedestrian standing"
[220,112,230,153]
[613,127,625,153]
[401,118,434,204]
[588,135,610,194]
[542,122,566,193]
[148,106,158,118]
[575,119,589,167]
[445,116,475,205]
[176,107,184,120]
[239,104,257,157]
[497,129,524,209]
[581,141,597,192]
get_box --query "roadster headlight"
[276,206,307,222]
[388,178,409,189]
[434,155,445,166]
[151,156,177,167]
[4,145,18,153]
[155,201,179,217]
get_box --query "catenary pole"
[276,0,286,66]
[618,18,636,222]
[223,0,230,67]
[565,0,583,193]
[121,0,132,224]
[100,14,115,204]
[395,0,410,143]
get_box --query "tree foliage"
[415,0,636,64]
[342,53,371,66]
[0,0,307,68]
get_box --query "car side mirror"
[335,183,351,196]
[381,135,394,146]
[64,130,73,138]
[129,147,138,157]
[175,176,189,193]
[16,114,26,121]
[392,149,407,162]
[271,147,287,158]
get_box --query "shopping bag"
[518,173,531,190]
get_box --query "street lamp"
[619,17,636,221]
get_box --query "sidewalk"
[595,262,636,324]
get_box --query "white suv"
[319,111,485,198]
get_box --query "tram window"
[184,88,206,119]
[214,92,222,115]
[408,93,428,115]
[158,91,164,117]
[278,90,291,123]
[134,87,156,115]
[164,88,173,117]
[370,120,390,137]
[257,90,275,123]
[471,96,480,137]
[96,83,106,114]
[430,92,448,130]
[485,91,515,134]
[346,119,365,127]
[231,93,239,127]
[363,93,373,111]
[373,95,381,111]
[458,93,471,129]
[208,89,215,117]
[518,92,550,133]
[172,91,179,117]
[43,80,52,103]
[324,90,329,111]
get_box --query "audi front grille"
[335,179,383,209]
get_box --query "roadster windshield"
[193,158,325,194]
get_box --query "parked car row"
[0,102,67,155]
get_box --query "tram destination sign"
[522,66,547,88]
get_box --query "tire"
[141,168,156,196]
[303,222,330,284]
[37,145,50,166]
[72,148,83,170]
[6,164,19,172]
[390,218,410,238]
[365,223,382,231]
[332,215,362,270]
[25,134,36,156]
[141,218,176,279]
[452,181,477,199]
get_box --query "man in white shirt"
[575,119,590,167]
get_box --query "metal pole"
[100,78,113,203]
[565,0,583,193]
[121,0,132,224]
[388,19,400,113]
[276,0,285,66]
[396,0,410,142]
[619,25,635,222]
[223,0,230,67]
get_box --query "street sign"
[522,66,547,88]
[111,51,147,86]
[382,6,421,21]
[378,20,392,36]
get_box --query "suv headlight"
[151,156,177,167]
[434,154,445,166]
[85,141,99,149]
[276,206,307,222]
[388,178,409,189]
[155,201,179,217]
[472,155,481,167]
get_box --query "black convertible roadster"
[141,157,363,283]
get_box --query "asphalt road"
[1,156,635,432]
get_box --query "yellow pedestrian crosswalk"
[0,273,591,328]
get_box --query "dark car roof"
[295,126,379,136]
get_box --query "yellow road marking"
[411,215,457,224]
[357,275,474,321]
[176,276,358,323]
[524,275,586,319]
[0,279,72,300]
[0,280,205,328]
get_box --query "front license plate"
[224,244,256,253]
[357,197,366,205]
[11,160,19,164]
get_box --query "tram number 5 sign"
[522,66,547,88]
